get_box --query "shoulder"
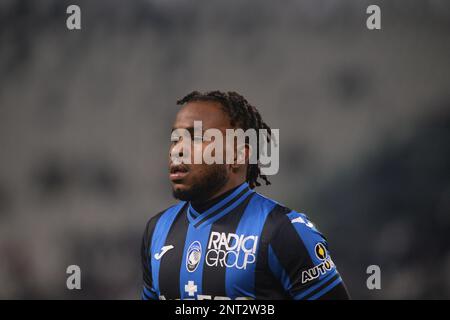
[143,201,187,239]
[253,192,326,244]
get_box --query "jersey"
[141,182,349,300]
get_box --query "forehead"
[173,101,232,130]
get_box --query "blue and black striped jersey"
[141,182,349,300]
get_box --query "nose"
[170,140,182,156]
[170,139,187,164]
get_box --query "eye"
[170,130,182,140]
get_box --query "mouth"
[169,164,189,182]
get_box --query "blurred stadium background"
[0,0,449,299]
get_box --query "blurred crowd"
[0,0,449,299]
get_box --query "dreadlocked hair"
[176,90,273,189]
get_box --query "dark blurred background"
[0,0,449,299]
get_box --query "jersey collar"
[187,182,254,229]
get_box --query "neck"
[191,181,246,213]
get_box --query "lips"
[169,164,189,181]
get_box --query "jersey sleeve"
[141,215,161,300]
[267,211,350,300]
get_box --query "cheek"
[204,141,227,164]
[191,143,203,162]
[188,164,211,180]
[204,163,229,178]
[189,164,206,176]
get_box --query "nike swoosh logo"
[154,245,174,260]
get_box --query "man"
[141,90,349,300]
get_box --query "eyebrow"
[171,127,204,137]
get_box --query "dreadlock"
[176,90,273,189]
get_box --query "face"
[168,101,232,202]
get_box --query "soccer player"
[141,91,350,300]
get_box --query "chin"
[171,182,189,191]
[172,184,193,201]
